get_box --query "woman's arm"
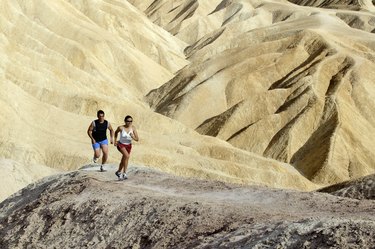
[131,126,139,142]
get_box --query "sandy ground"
[0,164,374,248]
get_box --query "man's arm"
[114,126,121,146]
[108,123,114,144]
[87,122,95,144]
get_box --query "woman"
[114,115,139,180]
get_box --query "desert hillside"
[0,165,374,248]
[1,0,375,201]
[144,0,375,185]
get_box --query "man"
[87,110,114,171]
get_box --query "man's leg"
[99,139,109,171]
[101,144,109,165]
[92,143,101,163]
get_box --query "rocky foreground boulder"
[0,165,374,248]
[319,173,375,200]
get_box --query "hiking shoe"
[119,173,125,181]
[93,157,98,163]
[115,171,121,179]
[100,165,104,172]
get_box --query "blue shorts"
[92,139,108,150]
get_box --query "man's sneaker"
[100,165,104,172]
[123,173,128,180]
[115,171,121,180]
[93,157,98,163]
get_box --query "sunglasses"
[125,120,133,122]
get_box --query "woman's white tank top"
[119,128,133,145]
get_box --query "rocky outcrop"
[1,166,374,248]
[319,173,375,200]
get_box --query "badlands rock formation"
[0,0,310,200]
[288,0,375,11]
[1,1,375,247]
[145,0,375,185]
[0,166,374,248]
[1,0,375,201]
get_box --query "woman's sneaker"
[115,171,121,180]
[122,173,128,180]
[93,157,99,163]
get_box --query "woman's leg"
[117,146,130,173]
[116,146,123,172]
[121,148,130,173]
[123,151,130,174]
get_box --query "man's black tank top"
[92,120,108,142]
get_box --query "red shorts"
[117,143,132,153]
